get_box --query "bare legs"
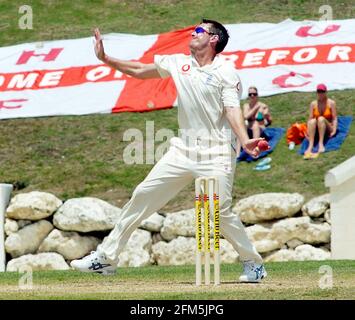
[251,121,262,139]
[305,116,331,154]
[236,121,263,158]
[305,118,317,154]
[317,117,331,153]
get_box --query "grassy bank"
[0,0,354,211]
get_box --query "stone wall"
[3,191,331,271]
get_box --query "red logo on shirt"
[181,64,191,72]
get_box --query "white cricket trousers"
[97,142,262,265]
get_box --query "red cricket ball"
[257,140,270,151]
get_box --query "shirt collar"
[190,54,222,70]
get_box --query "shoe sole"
[239,273,267,283]
[95,270,116,276]
[70,262,116,276]
[71,267,116,275]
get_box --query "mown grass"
[0,0,354,211]
[0,260,354,299]
[1,0,354,45]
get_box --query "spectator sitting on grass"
[236,86,272,157]
[304,83,338,159]
[243,86,272,139]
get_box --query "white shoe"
[70,251,116,275]
[239,261,267,283]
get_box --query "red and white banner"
[0,18,354,119]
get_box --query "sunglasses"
[194,26,215,35]
[317,90,326,93]
[248,92,258,97]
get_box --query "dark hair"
[202,18,229,54]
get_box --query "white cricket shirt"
[154,54,242,150]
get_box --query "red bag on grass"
[286,123,307,145]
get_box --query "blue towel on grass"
[237,127,286,162]
[298,116,352,155]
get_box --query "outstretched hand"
[243,138,266,158]
[94,28,105,61]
